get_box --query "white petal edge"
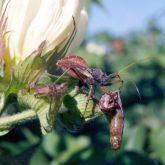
[22,0,81,60]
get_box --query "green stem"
[0,110,37,127]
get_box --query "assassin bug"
[99,90,124,150]
[56,55,151,150]
[56,55,124,111]
[56,55,145,150]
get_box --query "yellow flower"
[0,0,88,79]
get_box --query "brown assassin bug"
[99,90,124,150]
[56,55,149,149]
[56,55,124,112]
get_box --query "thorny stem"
[0,109,37,127]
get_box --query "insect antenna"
[116,56,155,100]
[54,68,70,84]
[121,73,141,101]
[118,56,153,75]
[130,78,141,101]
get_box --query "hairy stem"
[0,109,37,127]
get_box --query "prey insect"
[27,82,67,133]
[56,55,124,112]
[99,90,120,113]
[28,83,67,98]
[99,90,124,150]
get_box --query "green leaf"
[18,90,64,135]
[5,43,46,100]
[13,51,45,86]
[58,89,102,132]
[150,127,165,163]
[30,146,50,165]
[123,123,147,152]
[42,132,60,157]
[52,135,90,164]
[0,92,5,113]
[118,151,157,165]
[0,125,13,136]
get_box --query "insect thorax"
[90,68,109,85]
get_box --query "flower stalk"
[0,109,36,127]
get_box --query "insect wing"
[58,55,89,67]
[57,55,93,80]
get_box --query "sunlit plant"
[0,0,97,135]
[0,0,125,151]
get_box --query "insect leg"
[75,80,84,92]
[100,86,110,93]
[83,84,95,115]
[68,68,88,91]
[108,73,124,89]
[104,79,124,90]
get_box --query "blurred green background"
[0,0,165,165]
